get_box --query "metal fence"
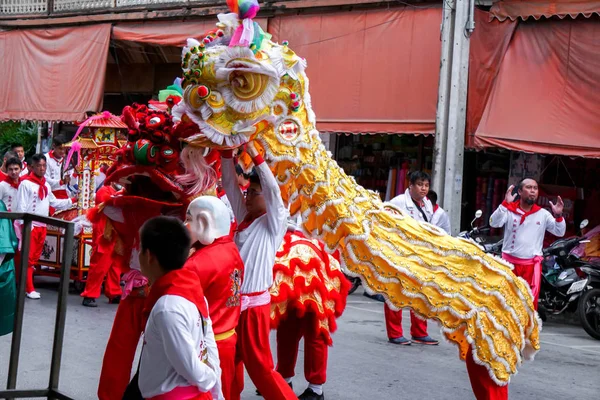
[0,212,75,400]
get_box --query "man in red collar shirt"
[0,157,22,212]
[221,142,296,400]
[185,196,244,400]
[45,137,75,199]
[14,154,74,299]
[490,178,565,308]
[385,171,439,346]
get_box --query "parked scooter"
[539,219,600,340]
[458,210,503,256]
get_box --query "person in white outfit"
[427,190,451,234]
[385,171,439,346]
[136,216,223,400]
[0,157,22,212]
[15,154,73,299]
[489,178,565,309]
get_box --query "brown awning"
[472,17,600,157]
[268,6,442,135]
[112,18,268,47]
[0,24,111,122]
[490,0,600,21]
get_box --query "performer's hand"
[63,175,71,185]
[505,185,517,203]
[245,141,259,158]
[550,196,564,217]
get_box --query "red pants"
[216,333,237,400]
[276,311,328,385]
[384,303,428,339]
[512,263,540,311]
[231,304,297,400]
[14,226,46,294]
[81,249,121,300]
[465,348,508,400]
[98,294,146,400]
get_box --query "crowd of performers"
[0,126,564,400]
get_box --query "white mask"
[186,196,231,245]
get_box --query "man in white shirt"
[221,142,297,400]
[45,137,75,199]
[136,216,223,400]
[427,190,451,234]
[0,157,22,212]
[14,154,73,299]
[10,144,29,177]
[490,178,565,309]
[385,171,439,346]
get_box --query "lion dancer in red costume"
[185,196,244,400]
[221,142,297,400]
[81,181,124,307]
[96,101,214,400]
[270,221,350,400]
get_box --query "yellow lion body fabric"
[175,6,540,385]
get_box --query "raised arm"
[221,153,247,223]
[490,186,516,229]
[247,143,287,236]
[546,196,566,237]
[156,309,219,394]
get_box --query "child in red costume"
[81,182,123,307]
[221,142,297,400]
[185,196,244,400]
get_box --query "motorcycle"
[458,210,503,256]
[539,219,600,340]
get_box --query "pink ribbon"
[65,111,112,168]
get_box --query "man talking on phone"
[490,178,565,309]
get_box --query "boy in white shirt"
[427,190,451,234]
[0,157,22,212]
[137,216,223,400]
[10,144,29,177]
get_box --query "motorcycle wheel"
[347,276,361,295]
[578,288,600,340]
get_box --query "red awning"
[268,6,442,135]
[473,17,600,157]
[112,18,268,47]
[0,24,112,122]
[490,0,600,21]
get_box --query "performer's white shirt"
[15,179,72,227]
[490,202,566,259]
[389,189,434,223]
[218,193,236,224]
[0,181,18,211]
[222,158,288,294]
[431,206,451,234]
[139,295,223,400]
[44,152,66,191]
[19,161,28,177]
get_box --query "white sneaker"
[26,291,41,300]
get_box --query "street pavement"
[1,278,599,399]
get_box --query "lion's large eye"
[229,71,271,102]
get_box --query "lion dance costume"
[97,1,539,399]
[173,0,539,396]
